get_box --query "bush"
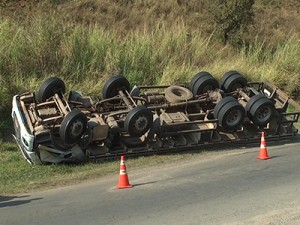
[209,0,255,45]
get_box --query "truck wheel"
[165,86,193,103]
[59,109,88,145]
[219,71,247,93]
[124,106,153,137]
[214,96,245,130]
[189,71,218,96]
[102,75,130,99]
[245,95,275,126]
[37,77,66,103]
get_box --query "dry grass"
[1,0,299,43]
[0,8,300,137]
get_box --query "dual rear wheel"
[214,94,276,130]
[189,71,219,96]
[245,94,275,127]
[219,70,247,93]
[214,96,245,130]
[189,70,248,95]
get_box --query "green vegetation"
[0,141,119,194]
[0,1,299,128]
[0,140,207,194]
[209,0,255,45]
[0,0,300,193]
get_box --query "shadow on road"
[269,155,284,159]
[133,181,157,187]
[0,195,42,208]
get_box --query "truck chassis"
[11,71,300,164]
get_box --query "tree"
[209,0,255,45]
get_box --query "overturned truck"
[12,71,300,164]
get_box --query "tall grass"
[0,16,300,137]
[237,35,300,91]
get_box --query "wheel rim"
[125,106,153,137]
[256,106,272,123]
[133,116,149,132]
[225,109,243,127]
[70,120,84,139]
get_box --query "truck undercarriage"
[12,71,300,164]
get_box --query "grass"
[0,141,209,195]
[0,19,299,100]
[0,141,119,194]
[1,1,300,45]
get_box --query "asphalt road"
[1,141,300,225]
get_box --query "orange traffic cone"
[116,155,133,189]
[257,132,271,160]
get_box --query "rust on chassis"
[11,71,300,164]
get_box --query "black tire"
[37,77,66,103]
[219,71,247,93]
[59,109,88,145]
[165,86,193,103]
[102,75,130,99]
[189,72,218,96]
[124,106,153,137]
[245,94,275,126]
[189,71,209,91]
[214,96,245,130]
